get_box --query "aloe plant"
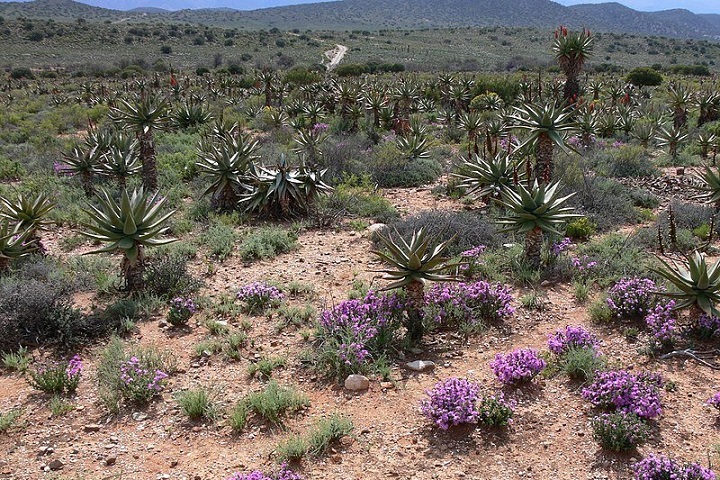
[496,181,580,268]
[694,165,720,210]
[110,94,171,191]
[0,193,55,254]
[509,101,576,184]
[61,144,102,197]
[652,251,720,317]
[81,188,176,292]
[552,26,593,103]
[242,156,332,218]
[454,152,524,202]
[0,220,35,273]
[196,132,259,212]
[372,228,460,344]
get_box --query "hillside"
[0,0,720,38]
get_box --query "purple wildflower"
[424,280,514,328]
[644,301,677,346]
[237,282,284,315]
[547,325,601,356]
[420,377,480,430]
[633,453,716,480]
[490,348,546,385]
[606,277,658,318]
[582,370,663,420]
[706,391,720,410]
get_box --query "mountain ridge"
[0,0,719,39]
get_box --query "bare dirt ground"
[1,187,719,480]
[324,45,348,71]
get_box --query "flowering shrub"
[706,391,720,410]
[606,277,658,318]
[570,255,598,279]
[167,297,198,327]
[582,370,663,420]
[644,301,677,347]
[477,392,515,427]
[551,237,573,256]
[420,377,480,430]
[697,313,720,338]
[227,464,303,480]
[118,357,169,404]
[490,348,546,385]
[424,280,514,330]
[632,453,716,480]
[236,282,284,315]
[316,290,404,377]
[28,355,82,394]
[459,244,486,278]
[591,412,649,451]
[547,325,600,356]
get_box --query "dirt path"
[324,44,348,71]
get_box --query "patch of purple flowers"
[318,291,404,371]
[582,370,663,420]
[424,281,514,328]
[65,354,83,380]
[547,325,601,356]
[119,357,169,404]
[551,237,574,256]
[644,301,677,346]
[490,348,546,385]
[706,391,720,410]
[606,277,658,318]
[420,377,480,430]
[697,313,720,338]
[237,282,284,315]
[633,453,716,480]
[167,297,198,326]
[227,464,303,480]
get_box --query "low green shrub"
[243,381,309,426]
[176,387,218,421]
[238,227,298,261]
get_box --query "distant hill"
[1,0,719,39]
[128,6,168,12]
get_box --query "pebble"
[344,374,370,391]
[405,360,435,372]
[105,456,117,466]
[47,459,64,471]
[83,424,102,432]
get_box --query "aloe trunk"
[536,134,555,184]
[121,244,146,293]
[405,280,425,345]
[525,226,544,268]
[212,184,238,212]
[138,131,158,191]
[81,171,94,197]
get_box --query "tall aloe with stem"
[652,251,720,318]
[0,193,55,254]
[81,187,176,293]
[496,181,580,268]
[509,101,576,184]
[110,94,171,191]
[655,126,689,159]
[100,146,141,188]
[61,144,102,197]
[552,26,593,104]
[371,228,461,344]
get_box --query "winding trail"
[324,44,348,71]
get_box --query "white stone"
[344,374,370,391]
[405,360,435,372]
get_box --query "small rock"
[48,459,64,471]
[380,381,395,390]
[406,360,435,372]
[330,454,342,464]
[158,321,168,328]
[367,223,386,234]
[105,456,117,466]
[84,424,102,433]
[344,374,370,391]
[408,347,423,354]
[132,412,148,421]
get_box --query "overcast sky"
[1,0,719,14]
